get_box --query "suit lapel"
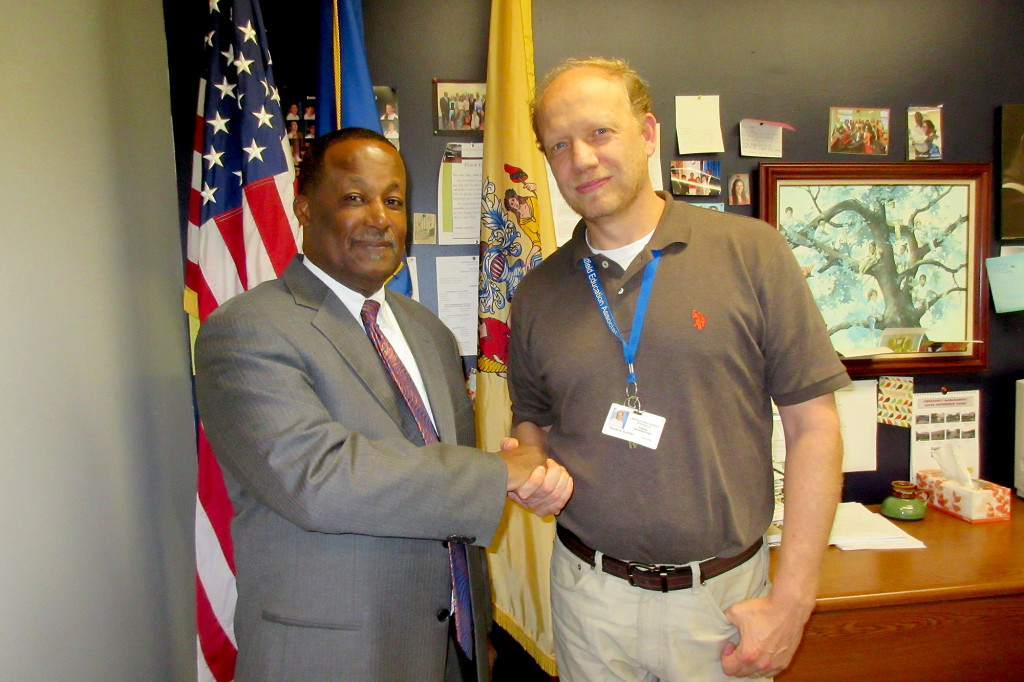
[388,292,458,444]
[283,258,422,443]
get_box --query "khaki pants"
[550,536,770,682]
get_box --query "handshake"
[498,437,573,518]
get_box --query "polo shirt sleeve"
[506,278,556,428]
[760,236,851,406]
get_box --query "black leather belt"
[556,525,763,593]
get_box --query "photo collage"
[285,97,316,167]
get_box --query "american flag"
[184,1,300,680]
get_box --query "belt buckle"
[625,562,674,593]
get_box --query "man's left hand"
[719,594,811,679]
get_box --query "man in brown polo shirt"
[507,58,850,680]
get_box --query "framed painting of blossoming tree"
[760,162,991,377]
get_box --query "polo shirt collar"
[567,191,691,269]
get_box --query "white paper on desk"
[545,123,663,247]
[985,252,1024,313]
[435,255,478,356]
[739,118,794,158]
[828,503,925,550]
[675,96,725,154]
[437,142,483,245]
[910,390,980,478]
[767,502,925,549]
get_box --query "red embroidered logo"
[692,309,706,330]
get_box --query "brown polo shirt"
[508,194,850,563]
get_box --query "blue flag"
[317,0,381,133]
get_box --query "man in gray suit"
[195,128,572,681]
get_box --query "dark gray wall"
[1,1,197,679]
[168,0,1024,501]
[361,0,1024,501]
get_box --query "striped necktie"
[360,299,474,660]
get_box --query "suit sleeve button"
[436,609,450,621]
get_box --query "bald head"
[531,57,652,153]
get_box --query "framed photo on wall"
[908,105,943,161]
[760,162,991,377]
[669,160,720,196]
[1001,104,1024,240]
[374,85,400,151]
[432,79,486,134]
[827,107,890,156]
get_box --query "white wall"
[0,1,196,679]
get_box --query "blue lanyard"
[582,250,662,393]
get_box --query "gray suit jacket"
[195,256,507,681]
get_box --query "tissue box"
[916,470,1012,523]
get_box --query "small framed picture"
[908,106,943,160]
[375,85,399,122]
[879,327,927,353]
[375,86,400,151]
[728,173,751,206]
[669,160,720,196]
[433,79,486,134]
[283,94,316,166]
[828,107,890,155]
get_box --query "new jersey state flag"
[476,0,559,674]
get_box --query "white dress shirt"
[302,256,437,431]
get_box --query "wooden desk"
[773,498,1024,681]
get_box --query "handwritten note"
[739,118,795,158]
[675,95,724,154]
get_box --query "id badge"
[601,402,665,450]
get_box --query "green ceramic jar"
[881,480,928,521]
